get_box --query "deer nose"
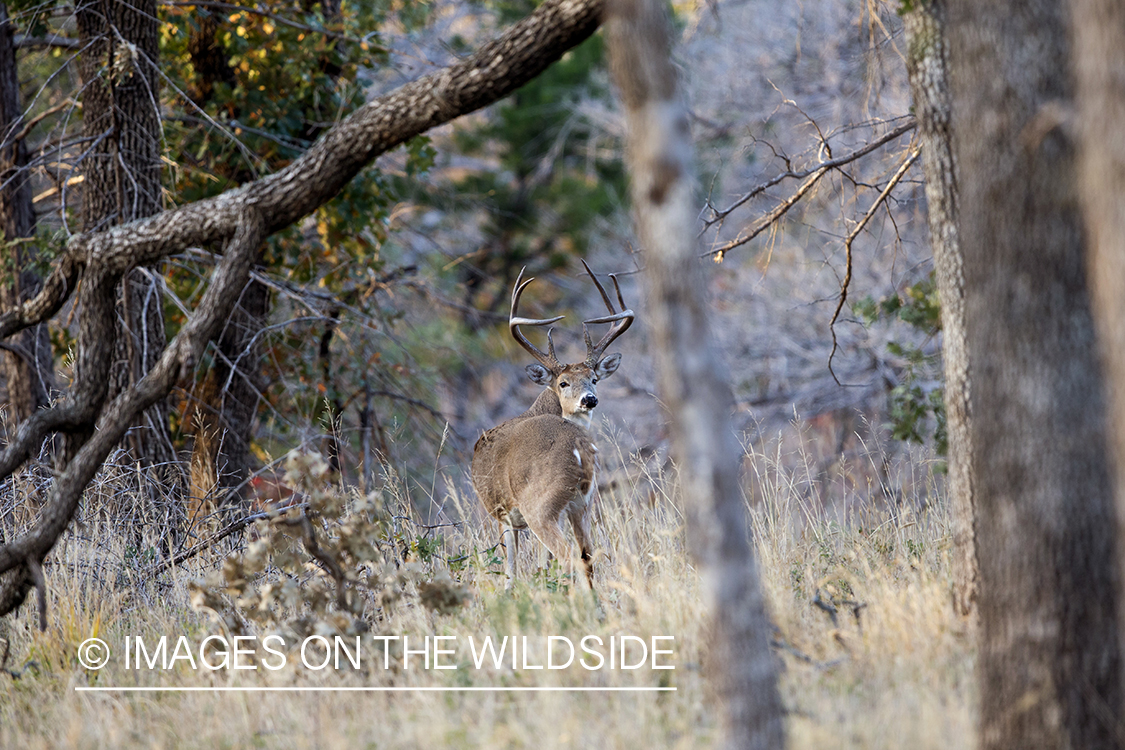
[581,394,598,410]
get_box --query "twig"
[167,114,310,152]
[369,389,447,422]
[769,635,846,672]
[6,100,78,147]
[390,515,463,531]
[812,588,839,626]
[812,588,869,630]
[827,147,920,383]
[703,118,914,226]
[146,501,307,577]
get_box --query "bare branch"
[0,210,265,606]
[14,34,79,50]
[827,147,921,383]
[3,100,79,151]
[702,119,916,260]
[146,498,306,577]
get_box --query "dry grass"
[0,432,974,749]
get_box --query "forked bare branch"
[701,118,916,261]
[827,147,921,383]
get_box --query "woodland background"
[3,0,1116,748]
[2,0,933,510]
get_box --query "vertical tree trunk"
[1071,0,1125,701]
[211,278,269,494]
[902,0,976,615]
[947,1,1122,747]
[606,1,784,747]
[181,8,266,501]
[76,0,176,476]
[0,2,54,434]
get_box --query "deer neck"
[523,388,563,419]
[522,387,593,430]
[565,410,593,430]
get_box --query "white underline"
[75,686,676,693]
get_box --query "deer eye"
[559,381,570,388]
[592,378,599,384]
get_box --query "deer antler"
[510,267,565,372]
[581,259,634,365]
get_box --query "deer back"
[472,399,596,523]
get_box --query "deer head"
[509,260,635,429]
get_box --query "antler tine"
[509,266,564,371]
[581,259,615,312]
[581,262,635,364]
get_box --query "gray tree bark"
[947,0,1123,747]
[76,0,176,476]
[1071,0,1125,711]
[605,1,784,747]
[902,0,976,616]
[0,2,54,433]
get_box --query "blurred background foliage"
[3,0,943,517]
[3,0,634,503]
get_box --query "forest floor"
[0,433,973,749]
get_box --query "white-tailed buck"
[472,260,634,589]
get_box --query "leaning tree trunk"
[902,0,976,616]
[0,2,54,434]
[1071,0,1125,695]
[76,0,176,478]
[605,1,784,747]
[947,0,1122,747]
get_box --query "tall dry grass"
[0,428,974,749]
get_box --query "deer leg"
[526,515,573,582]
[502,525,519,589]
[568,508,595,589]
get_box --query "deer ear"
[595,352,622,379]
[526,364,552,385]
